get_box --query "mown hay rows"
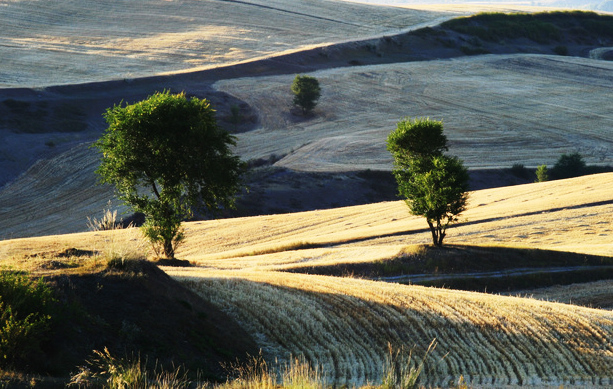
[170,268,613,387]
[0,143,119,239]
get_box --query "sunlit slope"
[516,279,613,309]
[0,0,447,88]
[164,173,613,268]
[164,175,613,387]
[217,54,613,171]
[1,175,611,386]
[169,269,613,387]
[2,173,610,260]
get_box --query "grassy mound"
[1,258,258,384]
[441,10,613,44]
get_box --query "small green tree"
[387,118,469,247]
[535,164,549,182]
[291,75,321,115]
[93,91,243,259]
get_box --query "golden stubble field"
[217,54,613,171]
[2,174,612,386]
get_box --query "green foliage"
[387,118,468,247]
[291,75,321,115]
[386,118,448,166]
[510,163,530,179]
[402,155,470,246]
[230,104,242,128]
[553,45,568,55]
[442,12,561,43]
[93,91,243,259]
[0,272,57,371]
[535,164,549,182]
[441,11,613,44]
[550,152,585,179]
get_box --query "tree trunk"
[163,238,174,259]
[427,221,441,247]
[428,220,446,247]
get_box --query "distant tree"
[291,75,321,115]
[550,152,585,179]
[535,164,549,182]
[387,118,469,247]
[93,91,243,259]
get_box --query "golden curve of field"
[1,175,612,386]
[170,269,613,387]
[217,54,613,172]
[0,0,453,88]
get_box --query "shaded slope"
[29,260,258,379]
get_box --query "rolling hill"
[2,174,612,386]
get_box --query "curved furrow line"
[167,269,613,386]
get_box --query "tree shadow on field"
[192,276,613,387]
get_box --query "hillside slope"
[164,175,613,386]
[0,0,448,88]
[218,54,613,171]
[171,268,613,387]
[2,174,612,386]
[1,53,611,239]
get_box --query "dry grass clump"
[69,348,191,389]
[0,227,148,276]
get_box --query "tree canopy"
[387,118,469,246]
[93,91,243,258]
[291,74,321,115]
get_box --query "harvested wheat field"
[3,174,611,386]
[159,176,613,387]
[2,53,612,239]
[172,269,613,387]
[0,0,452,88]
[163,176,613,387]
[218,54,613,171]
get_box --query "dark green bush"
[510,163,531,179]
[550,152,586,179]
[553,45,568,55]
[442,12,561,43]
[0,272,57,371]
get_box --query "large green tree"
[93,91,243,259]
[387,118,469,247]
[291,74,321,115]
